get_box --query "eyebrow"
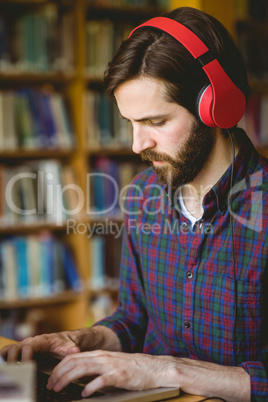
[120,113,170,122]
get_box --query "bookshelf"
[0,0,170,339]
[0,0,88,339]
[0,0,267,339]
[233,1,268,154]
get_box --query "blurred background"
[0,0,267,340]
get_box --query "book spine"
[15,237,29,298]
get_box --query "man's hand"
[47,351,250,402]
[0,331,81,362]
[0,326,121,363]
[47,350,177,397]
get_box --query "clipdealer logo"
[4,169,266,234]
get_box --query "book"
[85,91,101,148]
[39,232,55,296]
[0,4,74,74]
[24,89,45,148]
[38,159,65,225]
[0,15,9,70]
[1,160,81,226]
[0,234,81,301]
[27,235,42,297]
[1,239,17,301]
[90,157,143,218]
[14,91,35,149]
[57,11,74,72]
[85,90,132,149]
[52,240,66,294]
[60,164,82,218]
[15,237,30,298]
[90,235,105,289]
[17,165,37,224]
[50,93,74,148]
[2,91,18,150]
[62,244,82,292]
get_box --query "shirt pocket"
[213,274,264,361]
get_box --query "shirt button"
[181,222,188,228]
[186,271,193,279]
[184,321,191,329]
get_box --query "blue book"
[62,245,82,292]
[39,234,55,296]
[93,157,120,216]
[91,165,105,214]
[15,237,29,298]
[25,88,45,148]
[38,91,58,147]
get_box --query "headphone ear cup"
[197,85,217,127]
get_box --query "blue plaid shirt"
[96,131,268,401]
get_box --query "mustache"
[141,149,177,167]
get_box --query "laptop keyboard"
[36,370,104,401]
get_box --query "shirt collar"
[203,129,259,215]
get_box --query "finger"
[47,354,85,390]
[81,374,113,397]
[47,355,108,391]
[1,344,22,362]
[21,345,35,362]
[0,345,10,361]
[49,366,86,392]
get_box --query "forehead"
[114,77,172,119]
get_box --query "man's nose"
[132,125,156,154]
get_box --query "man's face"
[114,77,214,188]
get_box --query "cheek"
[162,124,190,150]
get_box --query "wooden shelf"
[0,0,50,4]
[87,215,124,224]
[0,290,84,310]
[0,148,77,160]
[89,287,118,300]
[0,71,76,85]
[0,222,68,235]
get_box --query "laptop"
[37,359,180,402]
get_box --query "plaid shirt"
[97,131,268,401]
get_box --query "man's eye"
[149,120,165,127]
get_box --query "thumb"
[65,346,81,355]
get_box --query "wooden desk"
[0,336,210,402]
[0,336,17,348]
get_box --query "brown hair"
[103,7,250,118]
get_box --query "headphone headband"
[129,17,209,59]
[129,17,246,129]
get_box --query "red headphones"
[129,17,246,129]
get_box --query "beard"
[140,119,214,188]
